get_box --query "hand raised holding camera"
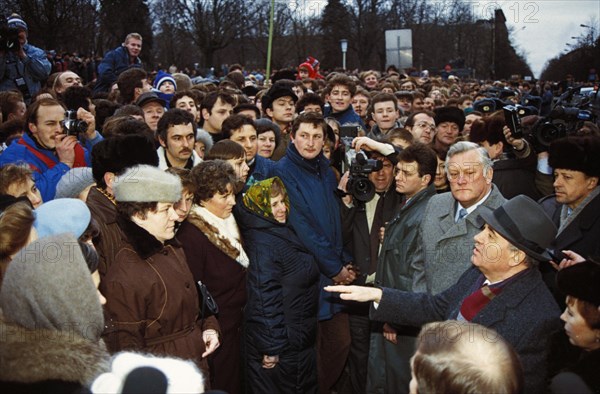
[502,125,526,151]
[77,108,97,139]
[55,134,77,168]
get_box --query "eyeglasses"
[415,122,436,130]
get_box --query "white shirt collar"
[455,187,493,222]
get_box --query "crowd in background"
[1,14,600,394]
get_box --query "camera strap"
[9,53,32,101]
[18,137,87,170]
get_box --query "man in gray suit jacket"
[326,195,562,393]
[413,141,506,294]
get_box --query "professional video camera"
[0,18,20,53]
[62,110,88,136]
[340,136,383,202]
[528,86,599,149]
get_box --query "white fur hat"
[91,352,205,394]
[113,165,181,203]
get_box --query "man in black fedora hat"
[326,195,562,393]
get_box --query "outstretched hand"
[324,285,383,303]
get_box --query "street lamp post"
[340,39,348,70]
[580,24,596,45]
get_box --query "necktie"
[456,208,468,223]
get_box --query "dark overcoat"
[367,184,436,394]
[274,144,351,321]
[177,212,247,394]
[371,266,562,394]
[238,202,320,394]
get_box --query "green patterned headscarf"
[243,177,290,222]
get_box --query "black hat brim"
[478,206,552,262]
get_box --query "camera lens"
[536,121,566,148]
[352,178,375,202]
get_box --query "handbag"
[196,280,219,319]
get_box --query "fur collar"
[0,318,110,386]
[186,210,241,262]
[117,214,180,259]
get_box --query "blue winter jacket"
[324,104,366,129]
[246,155,276,190]
[274,144,352,320]
[94,46,142,93]
[0,132,103,201]
[0,43,51,102]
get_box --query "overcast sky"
[291,0,599,78]
[500,0,600,77]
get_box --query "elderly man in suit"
[413,141,506,295]
[326,195,562,393]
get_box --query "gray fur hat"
[195,129,214,154]
[113,165,182,202]
[0,233,104,340]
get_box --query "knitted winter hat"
[153,70,177,91]
[7,14,27,31]
[0,233,104,340]
[54,167,95,199]
[113,165,182,202]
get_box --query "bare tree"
[320,0,352,70]
[4,0,100,54]
[166,0,248,68]
[347,0,387,70]
[98,0,153,62]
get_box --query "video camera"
[340,136,383,202]
[0,17,20,53]
[529,86,599,149]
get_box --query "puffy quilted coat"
[238,198,320,393]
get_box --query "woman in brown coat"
[101,165,220,383]
[178,160,249,394]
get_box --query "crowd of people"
[1,14,600,394]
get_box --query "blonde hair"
[413,321,523,394]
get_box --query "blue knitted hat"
[153,70,177,90]
[7,14,28,31]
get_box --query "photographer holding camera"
[0,97,102,201]
[0,14,51,103]
[337,135,402,393]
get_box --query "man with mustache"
[156,109,202,170]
